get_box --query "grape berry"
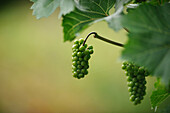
[72,38,94,79]
[122,62,150,105]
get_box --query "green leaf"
[105,14,123,31]
[121,3,170,85]
[58,0,75,18]
[30,0,75,19]
[31,0,60,19]
[151,89,169,111]
[62,0,115,41]
[105,0,132,31]
[149,0,170,5]
[150,79,170,111]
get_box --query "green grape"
[84,44,87,48]
[79,46,85,51]
[72,57,78,61]
[79,38,84,44]
[122,61,150,105]
[72,61,77,66]
[84,50,90,55]
[72,38,94,79]
[88,45,93,49]
[77,52,82,57]
[81,61,86,66]
[79,58,83,61]
[89,49,94,54]
[130,95,135,101]
[74,39,79,44]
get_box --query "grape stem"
[83,32,124,47]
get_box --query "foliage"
[30,0,75,19]
[121,3,170,86]
[150,79,169,111]
[30,0,170,110]
[62,0,115,41]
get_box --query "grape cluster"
[122,62,150,105]
[72,38,94,79]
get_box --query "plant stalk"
[83,32,124,47]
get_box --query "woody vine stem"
[83,32,124,47]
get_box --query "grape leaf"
[58,0,75,18]
[105,0,132,31]
[150,79,170,111]
[62,0,115,41]
[30,0,75,19]
[149,0,170,5]
[31,0,60,19]
[121,3,170,85]
[151,90,169,111]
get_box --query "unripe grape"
[81,61,86,66]
[72,65,77,71]
[88,45,93,49]
[122,61,150,105]
[84,44,87,48]
[79,58,83,61]
[122,65,126,70]
[73,49,79,52]
[72,57,78,61]
[77,52,82,57]
[73,71,79,77]
[128,87,133,92]
[72,52,77,57]
[81,69,86,73]
[72,38,94,79]
[77,69,81,74]
[72,44,79,49]
[72,61,77,66]
[77,61,81,65]
[127,76,132,81]
[79,46,85,51]
[77,65,82,69]
[89,49,94,54]
[78,73,84,78]
[128,81,134,87]
[79,38,84,44]
[84,55,90,61]
[74,39,79,44]
[133,86,137,91]
[84,50,90,55]
[130,95,135,101]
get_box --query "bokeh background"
[0,0,168,113]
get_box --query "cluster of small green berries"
[72,38,94,79]
[122,62,150,105]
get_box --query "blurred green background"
[0,1,165,113]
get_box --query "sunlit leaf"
[31,0,60,19]
[30,0,75,19]
[62,0,115,41]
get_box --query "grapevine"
[30,0,170,111]
[71,32,124,79]
[72,32,150,105]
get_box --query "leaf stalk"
[83,32,124,47]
